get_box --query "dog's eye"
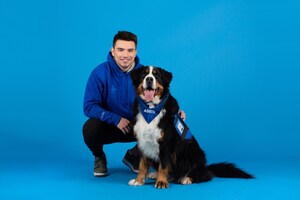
[153,70,160,77]
[152,70,160,77]
[142,71,148,77]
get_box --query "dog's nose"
[146,77,153,83]
[146,77,154,88]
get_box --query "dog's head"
[130,66,173,104]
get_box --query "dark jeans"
[82,118,136,157]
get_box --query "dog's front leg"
[128,156,149,186]
[155,163,169,189]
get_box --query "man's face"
[111,40,137,72]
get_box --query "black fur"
[130,66,253,186]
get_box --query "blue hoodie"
[83,52,142,126]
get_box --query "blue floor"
[1,148,300,200]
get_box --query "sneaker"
[94,155,108,177]
[122,149,139,174]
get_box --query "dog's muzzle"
[145,76,154,89]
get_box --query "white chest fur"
[134,109,166,162]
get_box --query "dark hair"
[113,31,138,48]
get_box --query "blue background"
[0,0,299,199]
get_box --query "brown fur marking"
[135,156,150,184]
[155,164,169,188]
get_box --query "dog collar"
[137,93,169,124]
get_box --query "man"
[82,31,141,177]
[82,31,186,177]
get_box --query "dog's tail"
[207,162,254,179]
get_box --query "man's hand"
[178,110,186,121]
[117,118,132,134]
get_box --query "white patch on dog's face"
[142,66,157,90]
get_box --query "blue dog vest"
[174,113,193,140]
[137,94,193,140]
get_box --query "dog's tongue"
[144,89,156,101]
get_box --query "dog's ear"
[130,66,145,87]
[160,68,173,86]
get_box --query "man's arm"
[83,71,122,126]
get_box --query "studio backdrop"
[0,0,299,164]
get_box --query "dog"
[128,66,253,188]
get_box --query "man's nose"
[123,50,130,57]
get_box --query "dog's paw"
[155,180,169,189]
[178,177,192,185]
[147,172,157,180]
[128,179,144,186]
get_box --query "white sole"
[94,172,108,177]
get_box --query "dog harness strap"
[137,93,170,124]
[174,114,193,140]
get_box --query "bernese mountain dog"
[128,66,253,189]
